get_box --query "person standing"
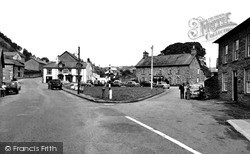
[179,83,185,99]
[186,83,191,100]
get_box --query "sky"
[1,0,249,67]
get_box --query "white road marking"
[104,103,115,106]
[125,116,202,154]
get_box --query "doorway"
[232,71,238,101]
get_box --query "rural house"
[3,51,25,80]
[25,58,47,77]
[214,17,250,106]
[135,47,205,85]
[43,51,94,83]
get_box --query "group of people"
[179,83,190,99]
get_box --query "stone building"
[135,47,205,85]
[214,17,250,106]
[3,51,25,80]
[24,58,47,77]
[0,48,4,87]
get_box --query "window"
[233,40,239,60]
[47,69,52,75]
[246,69,250,93]
[222,73,228,91]
[247,34,250,57]
[224,45,228,63]
[197,68,200,75]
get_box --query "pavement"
[62,86,250,143]
[227,119,250,141]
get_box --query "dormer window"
[58,62,65,68]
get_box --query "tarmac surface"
[63,84,250,144]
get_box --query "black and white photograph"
[0,0,250,153]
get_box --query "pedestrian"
[186,83,191,100]
[179,83,185,99]
[198,85,205,99]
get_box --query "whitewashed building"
[43,51,88,83]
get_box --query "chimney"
[56,55,59,64]
[143,51,149,59]
[191,45,197,56]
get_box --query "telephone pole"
[151,45,154,89]
[77,46,80,94]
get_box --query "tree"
[41,57,50,63]
[0,31,22,51]
[22,48,32,61]
[160,42,211,77]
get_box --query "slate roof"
[4,58,24,67]
[4,51,25,58]
[214,17,250,43]
[59,51,78,61]
[31,58,47,65]
[135,54,196,68]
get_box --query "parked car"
[3,80,20,94]
[140,81,151,87]
[70,83,78,90]
[124,81,140,87]
[48,79,63,90]
[93,80,105,86]
[154,82,170,89]
[189,84,205,98]
[140,81,157,87]
[111,80,122,87]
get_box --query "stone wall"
[136,58,205,85]
[3,65,13,81]
[217,25,250,106]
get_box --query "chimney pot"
[191,45,197,56]
[143,51,149,59]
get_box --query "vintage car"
[189,83,205,99]
[154,82,170,89]
[48,79,63,90]
[3,80,21,94]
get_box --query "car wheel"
[16,89,19,94]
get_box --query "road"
[0,78,249,154]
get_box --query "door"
[233,71,238,101]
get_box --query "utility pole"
[151,45,154,89]
[77,46,80,94]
